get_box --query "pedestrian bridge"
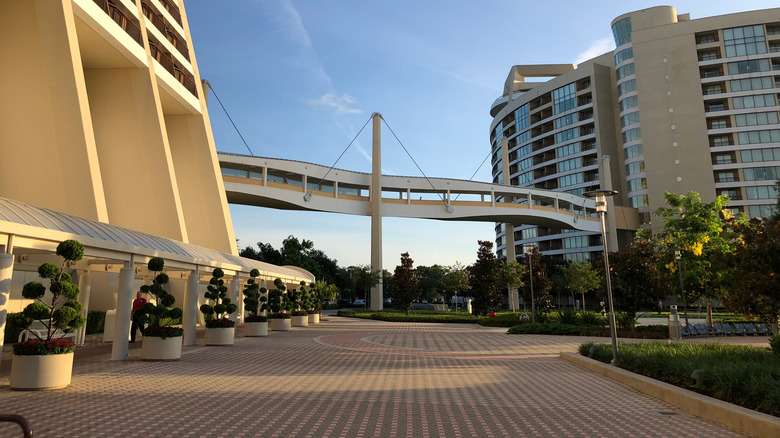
[217,152,605,232]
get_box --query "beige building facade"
[490,5,780,261]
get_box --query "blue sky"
[184,1,772,270]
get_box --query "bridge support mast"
[370,113,383,310]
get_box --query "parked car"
[353,299,365,305]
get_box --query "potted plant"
[136,257,183,360]
[11,239,86,390]
[200,268,237,345]
[267,278,292,331]
[242,269,268,336]
[290,282,309,327]
[303,282,320,324]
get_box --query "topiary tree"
[16,239,87,353]
[266,278,292,317]
[200,268,237,328]
[136,257,183,338]
[242,269,267,323]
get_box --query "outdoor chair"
[687,323,698,337]
[680,324,692,338]
[722,323,735,336]
[733,323,746,335]
[744,323,757,335]
[712,322,725,336]
[694,323,710,336]
[756,323,769,336]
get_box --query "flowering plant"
[268,312,291,319]
[205,318,235,328]
[291,310,309,317]
[13,339,75,356]
[244,314,268,323]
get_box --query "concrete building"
[490,5,780,261]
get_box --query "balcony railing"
[160,0,182,26]
[149,42,197,98]
[93,0,143,46]
[142,2,190,60]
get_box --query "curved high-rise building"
[491,5,780,261]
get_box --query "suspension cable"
[205,82,255,156]
[305,115,373,199]
[453,150,492,202]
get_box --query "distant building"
[489,5,780,261]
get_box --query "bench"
[17,320,77,343]
[432,304,449,312]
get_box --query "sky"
[184,0,773,270]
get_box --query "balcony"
[93,0,142,46]
[150,42,198,97]
[142,2,190,61]
[159,0,182,26]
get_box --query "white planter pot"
[11,352,74,390]
[269,318,291,331]
[141,335,182,361]
[292,315,309,327]
[245,321,268,337]
[205,327,235,346]
[308,313,320,324]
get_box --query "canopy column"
[183,266,200,346]
[111,257,135,360]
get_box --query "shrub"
[85,311,106,335]
[579,311,607,326]
[771,335,780,355]
[337,310,356,317]
[13,338,75,356]
[200,268,236,328]
[507,322,583,335]
[245,315,268,323]
[137,257,183,338]
[556,308,579,325]
[3,312,26,344]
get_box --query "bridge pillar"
[370,113,383,310]
[505,224,519,312]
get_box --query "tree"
[497,260,525,311]
[417,264,446,303]
[442,262,470,310]
[470,241,501,316]
[393,252,419,315]
[352,265,381,306]
[382,269,394,301]
[601,239,671,331]
[520,247,553,313]
[654,191,734,327]
[240,236,341,284]
[555,261,600,311]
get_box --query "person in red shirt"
[130,290,147,343]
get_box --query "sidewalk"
[0,317,753,437]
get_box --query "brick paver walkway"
[0,317,748,437]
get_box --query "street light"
[524,246,536,323]
[584,189,619,364]
[674,250,689,328]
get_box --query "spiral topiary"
[200,268,237,328]
[136,257,183,339]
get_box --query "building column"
[600,156,619,252]
[183,266,200,346]
[505,224,519,312]
[230,273,240,323]
[0,252,15,358]
[75,270,92,346]
[370,113,383,310]
[111,260,135,361]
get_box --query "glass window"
[553,83,576,114]
[743,166,780,181]
[515,131,530,146]
[712,135,731,147]
[517,157,533,171]
[627,178,647,192]
[630,195,649,208]
[718,189,738,199]
[735,112,779,127]
[716,171,736,182]
[624,144,643,159]
[559,173,583,187]
[557,142,580,158]
[556,127,579,143]
[740,148,780,163]
[713,153,733,164]
[221,168,249,178]
[746,185,779,199]
[623,128,641,143]
[730,77,773,92]
[494,171,503,184]
[250,171,263,180]
[517,171,533,185]
[615,63,635,80]
[515,104,530,132]
[564,235,589,249]
[557,157,582,172]
[555,113,578,129]
[611,17,632,47]
[626,161,645,175]
[733,94,776,109]
[494,122,503,143]
[723,25,767,57]
[614,47,634,65]
[564,252,591,262]
[701,51,718,61]
[726,59,770,75]
[737,129,780,145]
[748,205,776,218]
[710,118,727,129]
[521,227,538,240]
[617,79,636,96]
[704,84,723,95]
[620,111,640,127]
[619,95,639,112]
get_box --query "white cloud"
[574,38,616,65]
[306,93,363,114]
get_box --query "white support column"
[111,257,135,361]
[75,270,92,346]
[504,224,519,312]
[183,265,200,346]
[600,155,619,252]
[370,113,383,311]
[231,273,240,323]
[0,252,15,358]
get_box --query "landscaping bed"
[579,341,780,417]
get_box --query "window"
[730,77,773,92]
[623,128,641,143]
[743,166,780,181]
[250,171,263,180]
[619,95,639,112]
[738,129,780,145]
[624,144,643,159]
[703,69,721,78]
[553,83,576,114]
[710,118,727,129]
[564,236,589,249]
[716,171,736,182]
[712,135,731,147]
[620,111,640,127]
[221,167,248,178]
[733,94,776,109]
[748,205,777,218]
[627,178,647,192]
[556,127,579,143]
[735,112,779,127]
[616,63,635,80]
[708,103,725,112]
[723,25,767,57]
[741,148,780,163]
[564,252,591,262]
[517,171,533,185]
[555,113,578,129]
[611,17,632,47]
[746,185,779,199]
[559,173,583,187]
[727,59,770,75]
[700,51,718,61]
[718,189,738,200]
[494,171,503,184]
[558,157,582,172]
[515,104,530,132]
[626,161,645,175]
[521,227,538,240]
[614,47,634,65]
[704,84,723,95]
[630,195,649,208]
[713,153,733,164]
[517,157,533,171]
[617,79,636,96]
[557,142,580,158]
[515,131,530,145]
[494,122,503,143]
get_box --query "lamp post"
[674,250,689,328]
[584,189,619,364]
[524,246,535,323]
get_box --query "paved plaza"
[0,316,757,437]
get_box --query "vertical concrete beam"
[231,273,240,322]
[370,113,383,311]
[111,259,135,361]
[600,156,619,252]
[0,252,15,358]
[75,270,92,346]
[183,266,200,346]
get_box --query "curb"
[560,352,780,438]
